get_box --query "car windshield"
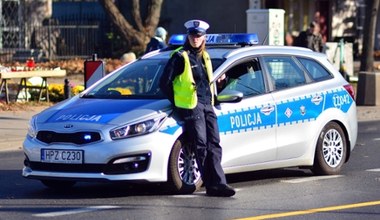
[83,59,168,99]
[82,54,224,99]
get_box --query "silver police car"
[23,34,358,194]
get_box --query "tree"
[98,0,164,54]
[360,0,380,72]
[25,0,58,60]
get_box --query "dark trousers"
[177,102,227,188]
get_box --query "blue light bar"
[168,33,259,46]
[168,34,187,45]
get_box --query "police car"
[22,34,358,194]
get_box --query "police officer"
[159,19,235,197]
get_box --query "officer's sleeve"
[159,53,184,104]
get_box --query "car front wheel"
[167,137,203,194]
[312,122,347,175]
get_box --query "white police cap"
[184,19,209,36]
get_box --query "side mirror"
[216,90,243,103]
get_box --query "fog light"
[105,153,151,174]
[113,156,146,164]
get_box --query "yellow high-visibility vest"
[172,48,214,109]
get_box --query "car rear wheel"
[167,137,203,194]
[41,180,76,189]
[312,122,347,175]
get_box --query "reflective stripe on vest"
[172,49,214,109]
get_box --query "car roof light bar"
[168,33,259,46]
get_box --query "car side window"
[298,57,333,81]
[263,57,306,90]
[218,59,265,97]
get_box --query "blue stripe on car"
[218,88,353,134]
[134,88,354,135]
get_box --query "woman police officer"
[159,19,235,197]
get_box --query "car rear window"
[298,57,333,81]
[263,56,306,90]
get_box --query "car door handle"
[260,105,275,116]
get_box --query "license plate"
[41,149,84,164]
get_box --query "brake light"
[344,84,356,101]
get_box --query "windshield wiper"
[81,94,96,98]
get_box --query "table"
[0,69,67,103]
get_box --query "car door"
[262,56,324,161]
[214,58,277,170]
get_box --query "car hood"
[36,96,172,125]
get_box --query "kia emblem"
[64,124,74,128]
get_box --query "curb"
[0,139,24,152]
[356,106,380,122]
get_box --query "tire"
[41,180,76,189]
[312,122,347,175]
[167,137,203,194]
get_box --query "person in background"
[145,27,168,53]
[294,21,324,52]
[159,19,236,197]
[120,52,136,65]
[314,11,328,43]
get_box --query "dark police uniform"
[160,20,235,197]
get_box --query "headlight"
[110,115,166,140]
[27,116,37,138]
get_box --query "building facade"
[0,0,377,60]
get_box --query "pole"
[64,78,71,99]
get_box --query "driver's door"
[214,59,277,171]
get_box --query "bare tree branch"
[98,0,164,53]
[132,0,144,32]
[145,0,163,34]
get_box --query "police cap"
[184,19,209,36]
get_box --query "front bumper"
[22,131,176,183]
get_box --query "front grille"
[37,131,101,145]
[29,161,104,173]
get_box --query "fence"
[0,0,120,62]
[0,22,107,62]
